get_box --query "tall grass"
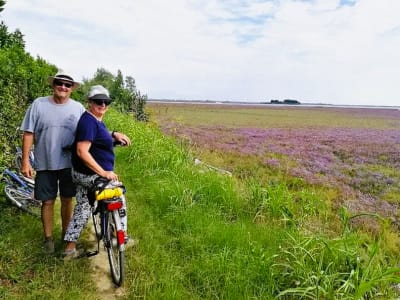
[0,108,399,299]
[107,109,400,299]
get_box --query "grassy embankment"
[0,106,399,299]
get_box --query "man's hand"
[21,161,34,178]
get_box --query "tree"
[110,70,130,112]
[133,90,149,122]
[0,21,25,49]
[91,67,115,84]
[124,76,148,121]
[0,0,6,13]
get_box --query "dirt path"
[86,218,127,300]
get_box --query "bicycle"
[1,147,40,217]
[2,168,41,217]
[84,177,127,287]
[14,146,34,170]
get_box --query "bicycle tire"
[105,210,124,286]
[14,155,22,170]
[4,185,41,217]
[92,207,102,240]
[14,147,34,170]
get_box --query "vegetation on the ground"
[1,105,400,299]
[1,4,400,298]
[150,103,400,225]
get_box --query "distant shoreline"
[148,99,400,110]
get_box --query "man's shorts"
[35,168,76,201]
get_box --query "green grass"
[0,203,97,299]
[0,108,399,299]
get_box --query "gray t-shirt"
[20,96,85,171]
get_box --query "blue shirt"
[72,111,114,174]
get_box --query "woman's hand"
[102,170,118,181]
[112,132,131,146]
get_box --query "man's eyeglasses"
[92,98,112,106]
[54,80,73,88]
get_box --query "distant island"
[267,99,301,105]
[147,99,399,109]
[148,98,302,105]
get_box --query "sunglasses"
[54,80,73,88]
[92,98,112,106]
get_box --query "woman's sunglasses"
[54,80,73,88]
[92,98,112,106]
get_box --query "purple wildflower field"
[155,104,400,219]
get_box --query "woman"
[63,85,131,258]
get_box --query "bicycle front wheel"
[105,210,124,286]
[4,185,41,217]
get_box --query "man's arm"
[21,131,34,178]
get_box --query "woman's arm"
[76,141,118,181]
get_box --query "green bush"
[0,21,56,167]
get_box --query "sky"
[1,0,399,106]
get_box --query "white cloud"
[1,0,400,106]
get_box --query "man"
[20,70,85,254]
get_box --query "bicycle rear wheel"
[4,185,41,217]
[105,210,124,286]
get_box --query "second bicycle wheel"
[105,210,124,286]
[91,205,102,240]
[4,185,41,217]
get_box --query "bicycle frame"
[3,168,34,189]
